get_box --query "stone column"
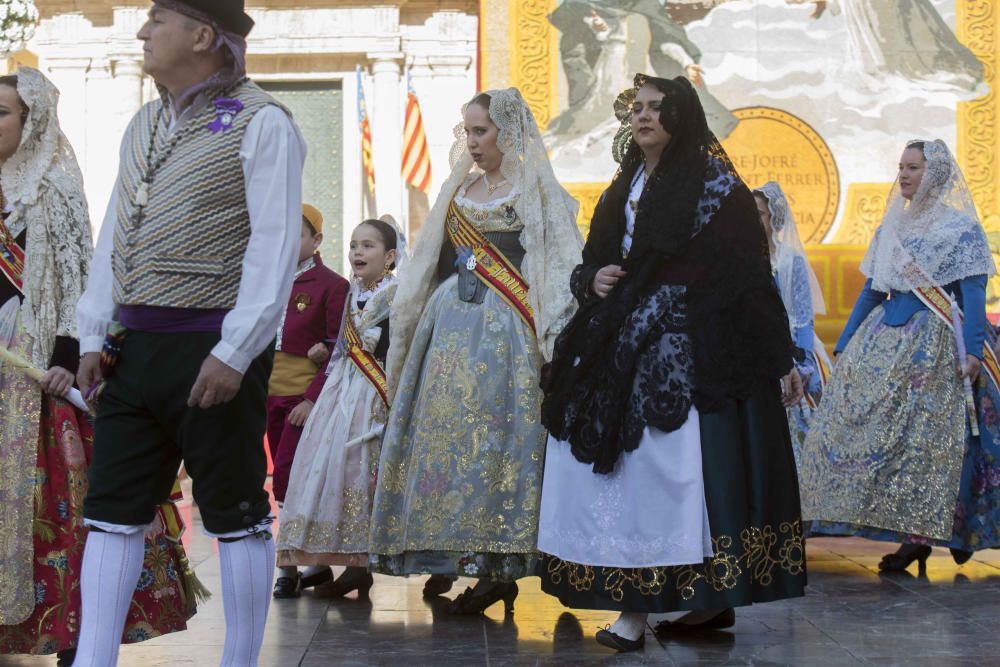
[85,59,119,226]
[77,55,145,231]
[44,56,90,167]
[368,53,403,221]
[111,56,144,117]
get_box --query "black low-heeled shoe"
[950,548,973,565]
[272,572,302,599]
[595,626,645,652]
[655,607,736,634]
[300,566,333,589]
[446,582,518,615]
[422,573,458,597]
[314,570,374,599]
[878,544,932,572]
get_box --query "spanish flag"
[356,66,376,199]
[401,70,432,195]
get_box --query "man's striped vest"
[112,81,287,309]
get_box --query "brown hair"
[468,92,492,110]
[0,75,28,122]
[359,218,398,270]
[301,215,319,235]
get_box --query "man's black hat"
[162,0,255,38]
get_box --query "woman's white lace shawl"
[1,67,92,367]
[860,139,995,293]
[386,88,583,399]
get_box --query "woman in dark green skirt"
[537,74,807,652]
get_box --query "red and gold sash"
[0,215,25,295]
[913,284,1000,394]
[156,480,211,609]
[157,480,188,543]
[803,342,831,410]
[445,200,535,336]
[343,310,389,407]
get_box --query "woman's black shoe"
[314,568,373,599]
[878,544,932,572]
[655,607,736,634]
[56,648,76,666]
[950,548,973,565]
[446,582,518,615]
[272,572,301,599]
[300,566,333,589]
[595,626,645,652]
[422,573,458,597]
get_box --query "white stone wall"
[24,3,478,273]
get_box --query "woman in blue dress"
[799,139,1000,571]
[753,182,831,456]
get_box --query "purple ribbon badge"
[207,97,244,134]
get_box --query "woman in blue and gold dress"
[801,139,1000,571]
[368,88,583,614]
[753,181,831,454]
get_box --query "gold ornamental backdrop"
[480,0,1000,328]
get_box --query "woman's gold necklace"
[482,172,509,195]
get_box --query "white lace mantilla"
[861,139,995,292]
[0,67,92,366]
[387,88,583,398]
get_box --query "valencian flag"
[401,70,432,194]
[356,66,376,200]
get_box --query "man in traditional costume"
[74,2,306,665]
[0,67,199,667]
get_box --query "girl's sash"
[913,284,1000,395]
[343,309,389,407]
[157,481,211,607]
[445,200,536,336]
[0,215,25,295]
[803,338,832,410]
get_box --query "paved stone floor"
[4,486,1000,667]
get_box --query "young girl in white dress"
[276,217,405,597]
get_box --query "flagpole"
[402,64,410,235]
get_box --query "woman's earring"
[383,264,392,277]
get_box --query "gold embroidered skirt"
[799,307,966,541]
[369,275,545,580]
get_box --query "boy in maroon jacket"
[270,204,349,598]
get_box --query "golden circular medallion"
[721,107,840,243]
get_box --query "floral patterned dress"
[0,390,195,655]
[369,190,545,581]
[801,280,1000,551]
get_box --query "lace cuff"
[570,263,599,304]
[48,335,80,376]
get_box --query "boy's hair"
[302,215,319,235]
[302,203,324,235]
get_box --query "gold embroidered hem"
[539,521,806,612]
[545,522,804,602]
[370,550,537,581]
[799,309,966,540]
[0,317,43,625]
[277,550,367,568]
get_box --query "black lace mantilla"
[541,75,794,474]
